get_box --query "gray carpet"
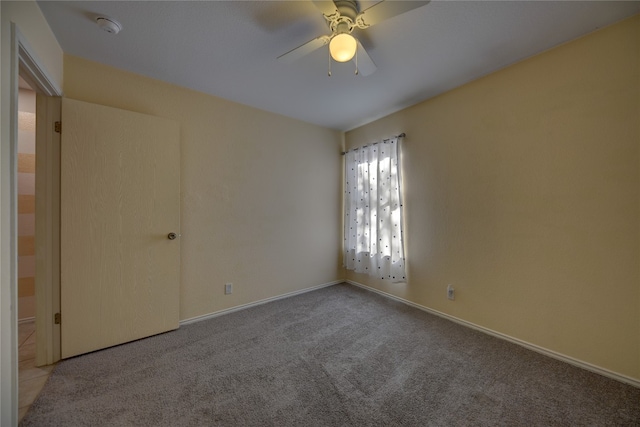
[21,283,640,426]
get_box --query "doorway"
[17,78,36,323]
[16,76,57,422]
[7,26,63,424]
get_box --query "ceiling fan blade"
[354,40,377,76]
[311,1,339,17]
[357,0,430,28]
[278,35,330,64]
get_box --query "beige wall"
[345,15,640,381]
[63,55,343,321]
[1,1,63,424]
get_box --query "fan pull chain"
[328,48,332,77]
[355,46,359,75]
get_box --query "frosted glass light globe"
[329,34,357,62]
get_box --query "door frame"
[16,27,63,368]
[3,23,62,424]
[35,95,61,366]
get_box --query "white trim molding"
[180,280,343,326]
[16,27,62,97]
[346,280,640,389]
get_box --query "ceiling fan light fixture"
[329,33,357,62]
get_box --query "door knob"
[168,232,178,240]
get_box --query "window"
[343,137,406,282]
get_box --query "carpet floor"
[21,283,640,426]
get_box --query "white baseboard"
[180,280,343,326]
[346,280,640,389]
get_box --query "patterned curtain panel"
[344,137,406,282]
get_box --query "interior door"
[60,98,180,358]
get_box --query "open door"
[60,98,180,358]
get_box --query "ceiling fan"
[277,0,429,76]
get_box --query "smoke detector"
[96,17,122,35]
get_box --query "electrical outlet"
[225,283,233,295]
[447,284,455,301]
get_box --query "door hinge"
[54,312,61,324]
[54,121,61,133]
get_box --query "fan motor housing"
[334,0,359,22]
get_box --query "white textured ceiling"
[37,1,639,131]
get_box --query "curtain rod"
[341,133,405,155]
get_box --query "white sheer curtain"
[344,137,406,282]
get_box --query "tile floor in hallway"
[18,320,55,423]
